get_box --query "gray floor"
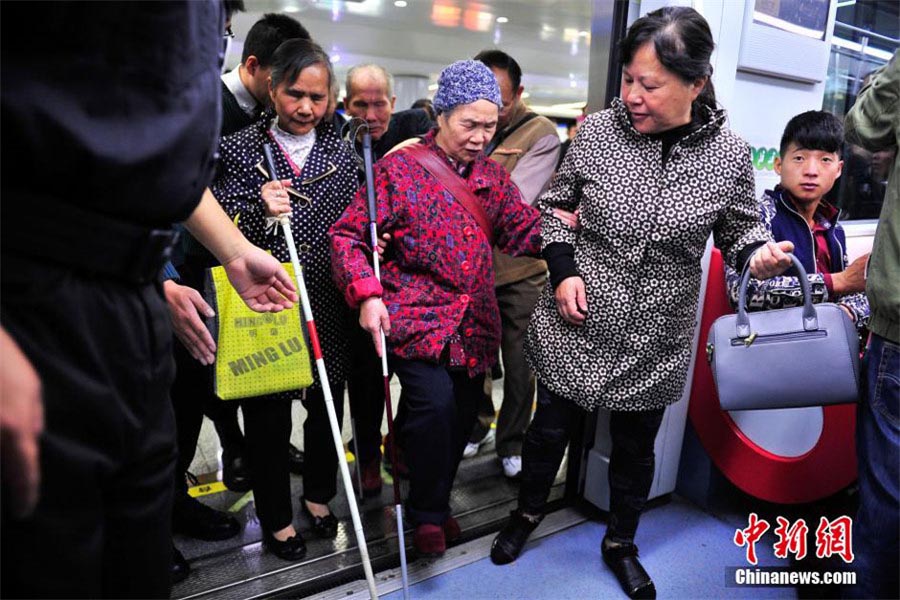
[173,372,538,599]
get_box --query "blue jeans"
[849,333,899,599]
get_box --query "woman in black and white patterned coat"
[210,39,357,561]
[491,8,794,598]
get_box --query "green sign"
[750,146,779,171]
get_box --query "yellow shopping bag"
[205,263,313,400]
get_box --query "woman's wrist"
[543,242,579,290]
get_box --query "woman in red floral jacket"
[330,60,543,556]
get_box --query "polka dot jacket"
[525,98,770,412]
[329,130,542,377]
[212,115,359,392]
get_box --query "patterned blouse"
[526,99,770,411]
[329,130,542,376]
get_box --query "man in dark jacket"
[221,13,310,136]
[343,63,434,161]
[0,3,296,597]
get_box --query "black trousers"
[391,357,483,525]
[299,382,345,504]
[346,322,386,465]
[169,257,243,505]
[520,383,665,542]
[172,340,244,471]
[230,383,344,532]
[1,255,176,599]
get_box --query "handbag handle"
[735,252,818,337]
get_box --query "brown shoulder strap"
[404,143,494,245]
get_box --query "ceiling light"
[394,0,408,7]
[464,8,493,32]
[496,16,509,23]
[431,2,461,28]
[284,4,299,13]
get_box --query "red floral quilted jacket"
[330,130,542,376]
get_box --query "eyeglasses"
[223,25,234,39]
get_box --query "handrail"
[835,21,900,46]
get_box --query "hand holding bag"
[707,253,860,411]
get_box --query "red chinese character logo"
[734,512,771,565]
[773,516,809,560]
[815,516,854,563]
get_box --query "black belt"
[2,194,180,285]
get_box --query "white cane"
[263,145,379,599]
[360,131,410,600]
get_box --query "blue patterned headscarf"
[432,60,502,115]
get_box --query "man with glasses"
[0,2,296,597]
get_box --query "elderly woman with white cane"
[210,38,365,571]
[331,60,558,557]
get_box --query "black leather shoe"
[173,495,242,541]
[490,509,543,565]
[263,531,307,561]
[222,450,252,493]
[301,500,339,538]
[288,444,305,475]
[602,538,656,599]
[172,547,190,584]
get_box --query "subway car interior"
[171,1,898,598]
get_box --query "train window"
[823,0,898,220]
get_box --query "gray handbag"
[707,253,860,411]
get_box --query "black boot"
[172,547,190,585]
[222,448,252,492]
[173,494,242,541]
[602,537,656,599]
[490,509,543,565]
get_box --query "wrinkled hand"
[164,280,217,365]
[360,297,391,356]
[261,179,293,217]
[555,276,588,326]
[749,241,794,279]
[832,253,869,295]
[552,208,580,230]
[222,244,298,312]
[839,304,855,322]
[0,327,43,519]
[375,232,391,263]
